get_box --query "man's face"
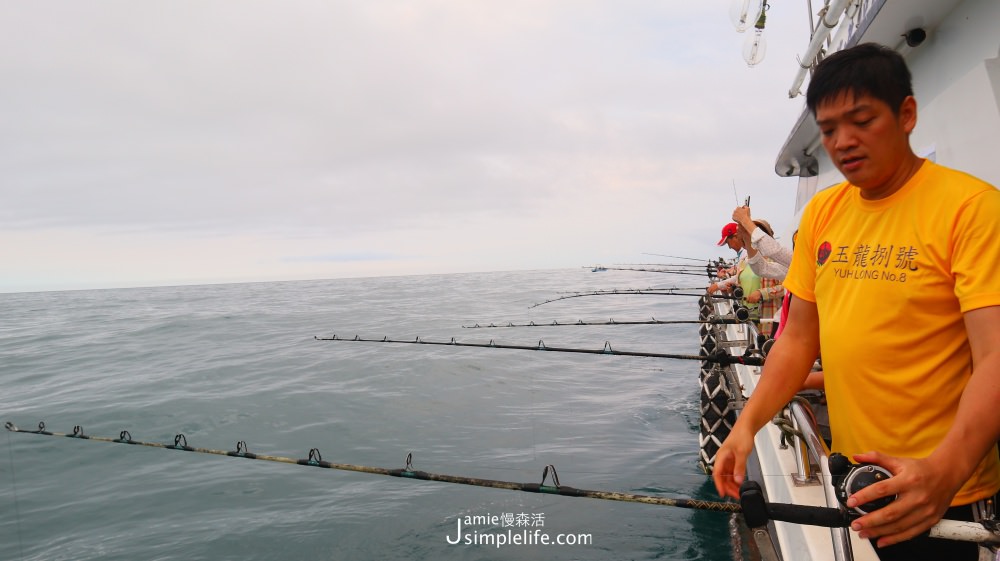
[815,91,916,199]
[725,235,742,252]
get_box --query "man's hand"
[707,283,719,294]
[712,425,755,499]
[844,451,964,548]
[732,206,755,232]
[747,289,763,303]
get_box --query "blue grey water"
[0,269,735,561]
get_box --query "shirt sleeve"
[952,188,1000,312]
[751,231,794,268]
[783,201,820,303]
[747,252,789,281]
[717,275,739,290]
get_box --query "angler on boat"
[707,3,1000,559]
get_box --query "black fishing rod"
[461,317,747,329]
[314,335,764,366]
[593,267,709,276]
[555,286,706,294]
[529,289,742,309]
[0,421,733,513]
[615,262,710,269]
[638,254,734,273]
[7,423,996,546]
[737,480,998,545]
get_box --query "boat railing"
[787,398,818,486]
[706,285,859,560]
[788,398,856,561]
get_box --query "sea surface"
[0,268,738,561]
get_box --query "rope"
[771,415,806,445]
[4,422,740,514]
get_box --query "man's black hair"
[806,43,913,115]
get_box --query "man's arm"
[732,206,756,235]
[746,251,789,281]
[713,296,821,498]
[734,204,794,269]
[846,305,1000,547]
[750,229,794,269]
[708,274,740,294]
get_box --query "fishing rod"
[7,423,997,546]
[313,335,764,366]
[555,286,706,294]
[614,263,710,270]
[529,289,743,309]
[641,253,707,262]
[1,421,736,512]
[461,317,747,329]
[592,267,709,276]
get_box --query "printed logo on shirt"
[816,241,832,266]
[827,243,919,283]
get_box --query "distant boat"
[591,265,607,272]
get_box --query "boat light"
[729,0,765,33]
[742,1,769,67]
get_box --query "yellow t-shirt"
[784,160,1000,506]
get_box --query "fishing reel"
[829,453,896,516]
[760,336,774,357]
[705,306,750,324]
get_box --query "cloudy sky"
[1,1,814,293]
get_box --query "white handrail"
[788,0,855,98]
[789,400,854,560]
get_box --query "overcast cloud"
[1,1,814,292]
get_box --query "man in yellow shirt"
[712,43,1000,561]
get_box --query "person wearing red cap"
[710,222,743,281]
[716,222,739,247]
[708,222,765,327]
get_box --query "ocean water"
[0,269,736,561]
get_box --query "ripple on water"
[0,270,732,561]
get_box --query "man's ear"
[899,95,918,134]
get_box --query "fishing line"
[313,335,764,366]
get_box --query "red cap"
[717,223,738,246]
